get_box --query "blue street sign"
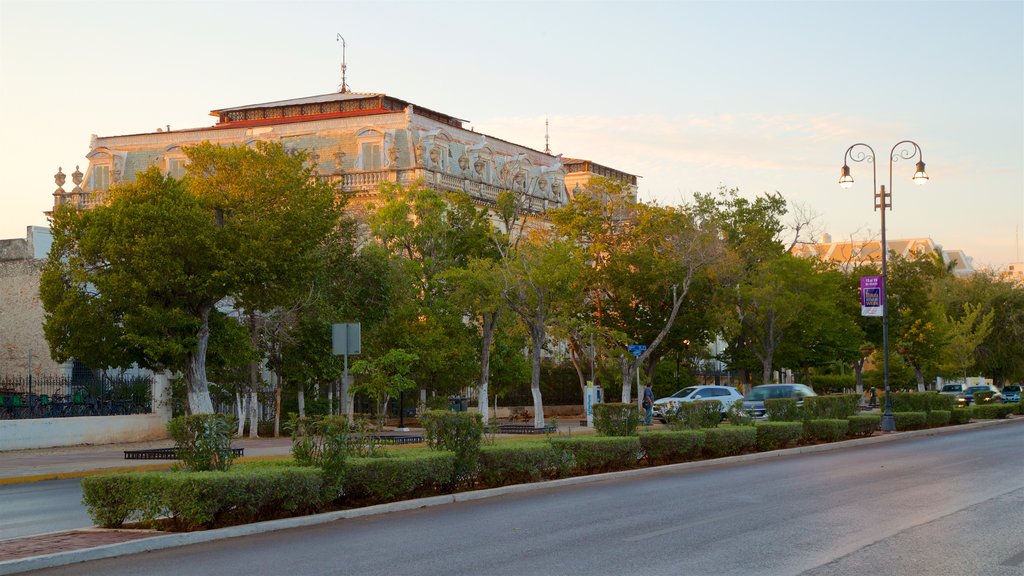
[627,344,647,357]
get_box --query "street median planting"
[803,395,860,420]
[846,414,880,437]
[893,411,927,431]
[476,443,568,487]
[639,430,706,465]
[765,398,800,422]
[343,452,457,505]
[802,419,848,443]
[703,426,757,458]
[950,408,973,425]
[549,436,641,474]
[754,421,803,451]
[926,410,951,428]
[81,465,326,530]
[971,404,1014,420]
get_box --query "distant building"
[49,91,638,224]
[791,233,976,277]
[1001,262,1024,285]
[0,226,61,375]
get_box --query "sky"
[1,0,1021,269]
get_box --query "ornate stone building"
[50,91,638,219]
[791,233,976,277]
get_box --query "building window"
[168,158,187,179]
[89,165,110,191]
[361,142,382,170]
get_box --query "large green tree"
[41,142,341,414]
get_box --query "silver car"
[652,385,744,423]
[743,384,817,420]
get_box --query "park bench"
[123,447,244,460]
[497,423,556,434]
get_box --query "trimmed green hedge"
[704,427,757,458]
[81,466,325,530]
[926,410,951,428]
[893,412,927,431]
[803,395,860,420]
[550,436,641,474]
[344,453,457,504]
[477,444,568,487]
[639,430,706,465]
[803,419,849,443]
[755,421,803,451]
[971,404,1013,420]
[765,398,800,422]
[593,403,641,437]
[891,392,956,413]
[1008,402,1024,415]
[807,374,856,394]
[950,408,973,425]
[666,400,722,431]
[847,414,880,437]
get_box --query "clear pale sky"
[1,0,1021,268]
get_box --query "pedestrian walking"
[642,382,655,426]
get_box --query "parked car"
[743,384,817,420]
[652,385,744,423]
[938,383,966,396]
[1000,384,1021,403]
[959,384,1003,406]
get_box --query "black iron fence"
[0,374,152,419]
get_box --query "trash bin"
[449,396,467,412]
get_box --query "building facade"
[791,233,976,277]
[50,91,638,220]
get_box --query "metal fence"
[0,374,152,419]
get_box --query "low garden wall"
[0,413,170,451]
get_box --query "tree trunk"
[247,312,260,438]
[185,306,215,414]
[235,389,245,436]
[274,378,282,437]
[567,335,587,401]
[478,311,498,425]
[853,359,865,394]
[529,323,545,429]
[914,366,926,392]
[297,381,306,418]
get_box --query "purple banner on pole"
[860,275,883,317]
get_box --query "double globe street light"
[839,141,929,432]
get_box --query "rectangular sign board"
[860,276,884,317]
[332,323,361,355]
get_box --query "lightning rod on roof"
[544,117,550,155]
[337,33,349,93]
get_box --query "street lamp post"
[839,141,928,432]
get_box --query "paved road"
[21,422,1024,576]
[0,480,91,542]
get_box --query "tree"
[500,230,584,428]
[351,348,419,427]
[887,251,950,391]
[40,142,341,414]
[939,302,994,380]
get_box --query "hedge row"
[890,392,957,413]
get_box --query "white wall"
[0,414,169,451]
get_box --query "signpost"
[332,323,361,416]
[627,344,648,409]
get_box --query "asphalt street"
[0,480,91,542]
[19,421,1024,576]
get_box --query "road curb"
[1,417,1020,575]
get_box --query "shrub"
[1008,401,1024,415]
[549,436,641,474]
[847,414,880,437]
[765,398,800,422]
[803,395,860,420]
[971,404,1012,420]
[803,419,849,443]
[420,410,483,484]
[893,411,927,431]
[755,422,803,451]
[926,410,951,428]
[477,444,568,487]
[639,430,706,465]
[343,453,457,505]
[704,427,757,458]
[807,374,856,394]
[950,408,973,425]
[287,414,350,493]
[666,400,722,431]
[593,403,641,436]
[81,466,325,530]
[973,390,998,405]
[166,414,237,472]
[725,400,753,426]
[891,392,955,413]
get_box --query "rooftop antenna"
[544,117,550,154]
[336,33,349,93]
